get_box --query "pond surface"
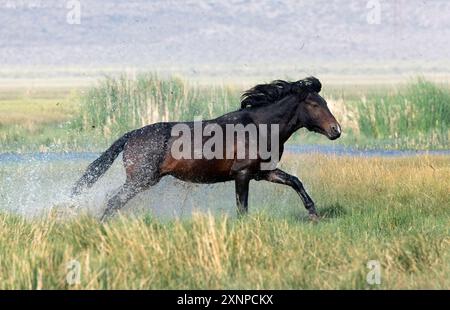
[0,145,448,218]
[1,145,449,164]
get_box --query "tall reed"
[356,78,449,147]
[75,73,238,137]
[75,75,449,149]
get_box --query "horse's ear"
[291,82,302,93]
[304,76,322,93]
[294,77,322,94]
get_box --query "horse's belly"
[160,157,235,183]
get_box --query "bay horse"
[71,77,341,222]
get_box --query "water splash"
[0,154,240,219]
[1,145,448,219]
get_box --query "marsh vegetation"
[1,75,449,151]
[0,155,448,289]
[0,75,449,289]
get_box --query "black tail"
[71,133,131,197]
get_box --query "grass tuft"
[0,154,448,289]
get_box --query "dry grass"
[0,155,448,289]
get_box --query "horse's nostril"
[329,124,341,139]
[331,124,341,134]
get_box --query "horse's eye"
[311,102,319,108]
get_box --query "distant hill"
[1,0,449,76]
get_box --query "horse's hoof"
[308,213,321,222]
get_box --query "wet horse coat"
[71,77,341,221]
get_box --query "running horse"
[71,77,341,222]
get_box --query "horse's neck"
[250,97,302,143]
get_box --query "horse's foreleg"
[100,182,142,223]
[257,169,319,220]
[234,171,250,216]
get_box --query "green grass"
[0,74,449,151]
[1,75,449,289]
[0,87,80,151]
[73,74,239,138]
[354,78,450,149]
[75,74,450,150]
[0,155,448,289]
[73,74,450,150]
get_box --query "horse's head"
[240,76,341,140]
[295,78,341,140]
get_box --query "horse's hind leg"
[100,130,167,222]
[100,181,144,222]
[100,167,163,222]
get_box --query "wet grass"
[0,154,448,289]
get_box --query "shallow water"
[0,156,238,219]
[0,153,252,219]
[1,145,449,218]
[1,145,450,164]
[286,145,450,157]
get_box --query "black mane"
[240,76,322,109]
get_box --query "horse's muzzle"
[327,123,342,140]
